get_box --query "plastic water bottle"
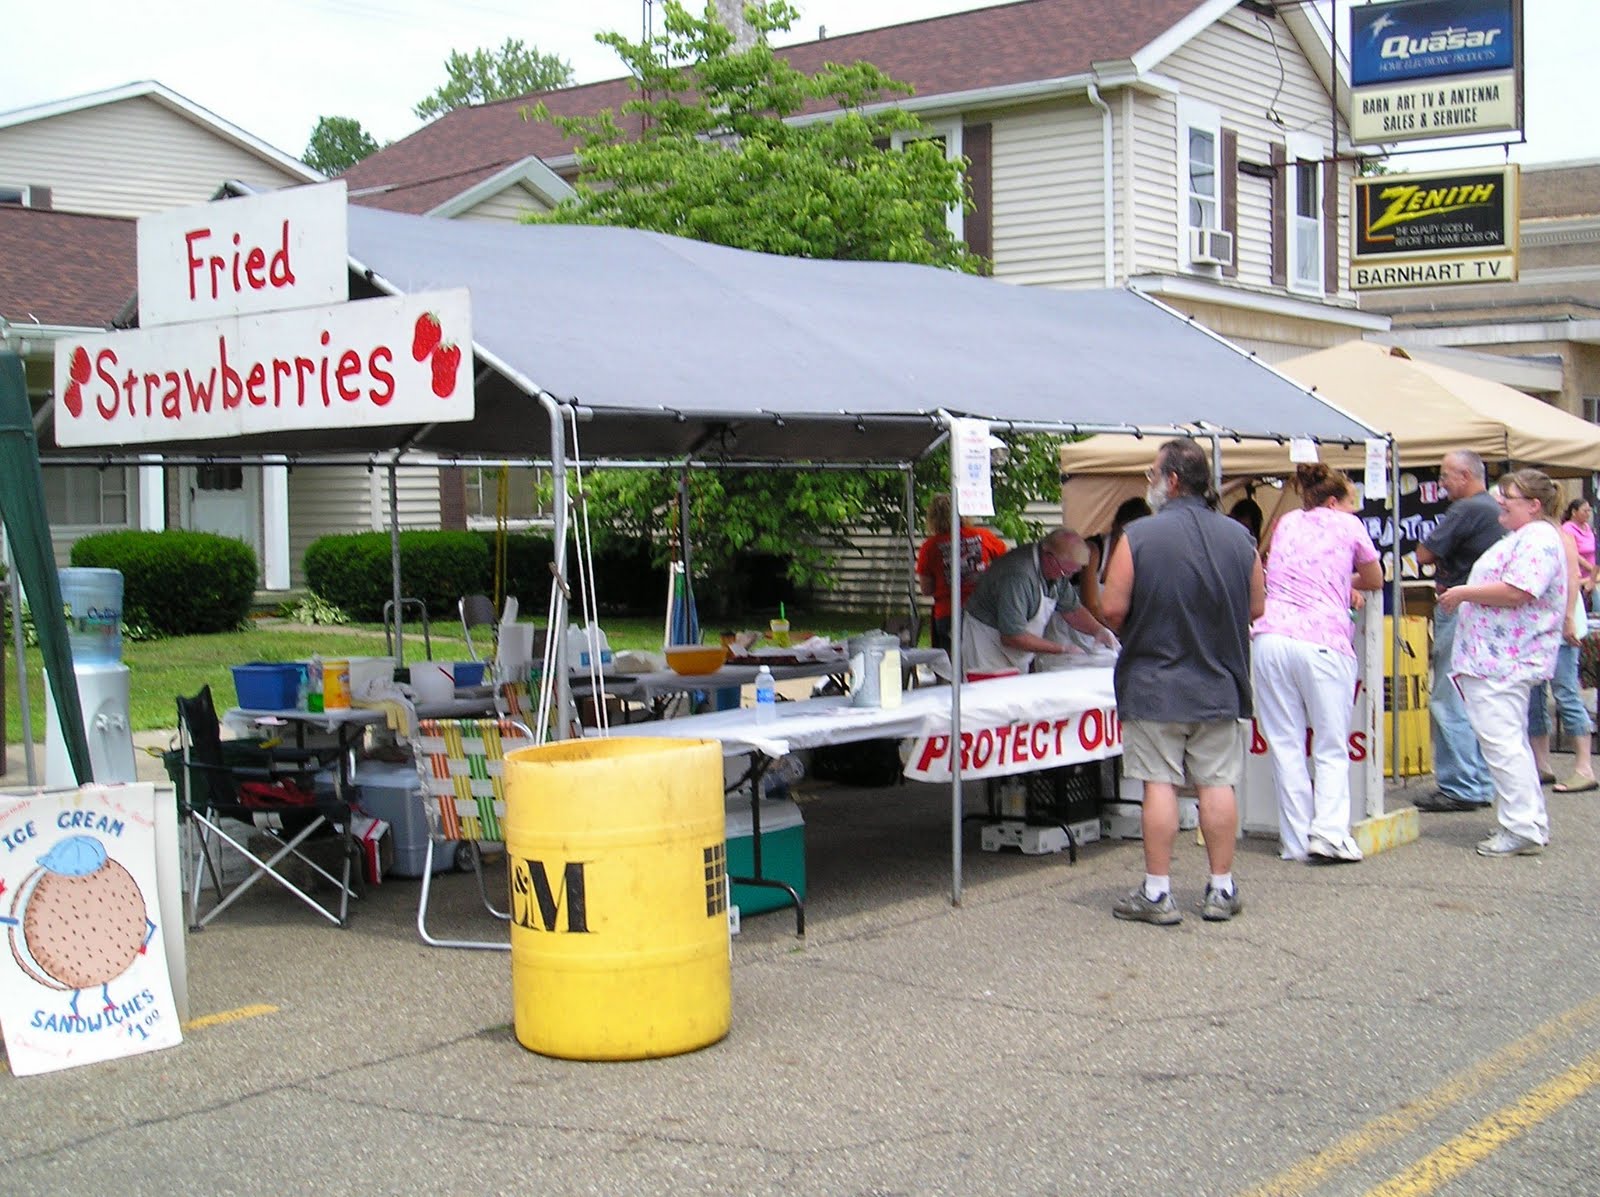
[754,666,777,724]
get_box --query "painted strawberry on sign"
[69,346,92,385]
[62,380,84,419]
[411,312,443,362]
[430,343,462,398]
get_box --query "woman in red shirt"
[916,494,1008,654]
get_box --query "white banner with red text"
[904,702,1121,781]
[53,289,473,447]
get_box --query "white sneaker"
[1475,829,1544,858]
[1307,833,1363,864]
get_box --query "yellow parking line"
[1365,1046,1600,1197]
[1238,994,1600,1197]
[182,1003,279,1031]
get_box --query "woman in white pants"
[1252,465,1383,863]
[1437,469,1567,857]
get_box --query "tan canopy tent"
[1061,341,1600,536]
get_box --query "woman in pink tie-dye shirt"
[1251,465,1383,865]
[1437,468,1567,858]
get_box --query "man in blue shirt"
[1415,450,1505,812]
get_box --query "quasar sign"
[1348,0,1521,145]
[52,290,473,446]
[1350,0,1515,86]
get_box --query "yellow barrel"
[323,658,351,710]
[1383,615,1432,778]
[503,736,730,1060]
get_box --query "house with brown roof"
[344,0,1387,364]
[0,82,443,589]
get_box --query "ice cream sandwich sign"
[0,784,181,1076]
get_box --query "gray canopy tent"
[49,205,1382,902]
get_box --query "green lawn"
[3,612,899,738]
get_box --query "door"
[182,465,260,572]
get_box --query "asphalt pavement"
[3,749,1599,1197]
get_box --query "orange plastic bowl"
[665,645,727,676]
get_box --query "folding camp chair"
[414,717,537,950]
[175,686,360,929]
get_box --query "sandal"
[1538,768,1558,785]
[1553,775,1599,793]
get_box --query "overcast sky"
[1,0,1585,168]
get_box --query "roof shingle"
[0,207,135,328]
[342,0,1206,214]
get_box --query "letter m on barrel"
[512,858,590,933]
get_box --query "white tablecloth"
[591,648,951,706]
[596,664,1118,780]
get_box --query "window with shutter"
[1285,133,1325,295]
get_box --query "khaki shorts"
[1121,719,1245,788]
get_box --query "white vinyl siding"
[286,465,442,590]
[42,468,142,568]
[0,95,307,217]
[1128,95,1182,276]
[989,102,1108,288]
[453,183,557,224]
[1158,12,1351,299]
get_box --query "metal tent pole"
[7,547,37,786]
[945,413,964,906]
[1389,435,1403,793]
[388,461,404,669]
[903,467,919,637]
[544,394,572,739]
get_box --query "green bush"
[304,531,489,621]
[70,530,256,636]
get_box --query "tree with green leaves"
[414,38,575,121]
[529,2,976,271]
[303,116,382,175]
[526,2,1053,616]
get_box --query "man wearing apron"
[962,528,1117,676]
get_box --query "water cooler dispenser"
[45,567,137,787]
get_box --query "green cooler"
[725,796,806,915]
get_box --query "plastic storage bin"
[232,663,301,710]
[348,760,453,877]
[725,796,806,915]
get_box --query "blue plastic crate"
[232,663,300,710]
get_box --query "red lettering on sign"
[1078,708,1104,752]
[1012,723,1032,763]
[1031,723,1050,759]
[93,351,119,419]
[368,347,395,405]
[973,729,994,769]
[336,350,362,401]
[183,221,296,302]
[914,734,949,773]
[1250,719,1268,755]
[1106,710,1121,748]
[220,338,244,410]
[1349,731,1367,762]
[958,731,973,770]
[1054,718,1073,755]
[246,363,267,406]
[991,724,1010,764]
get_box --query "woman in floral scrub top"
[1438,469,1567,857]
[1251,465,1383,864]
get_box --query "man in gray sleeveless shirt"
[1099,439,1265,925]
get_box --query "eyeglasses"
[1496,491,1538,507]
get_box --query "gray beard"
[1146,481,1170,512]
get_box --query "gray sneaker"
[1113,887,1182,925]
[1201,884,1243,921]
[1475,829,1545,858]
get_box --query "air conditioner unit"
[1190,227,1234,266]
